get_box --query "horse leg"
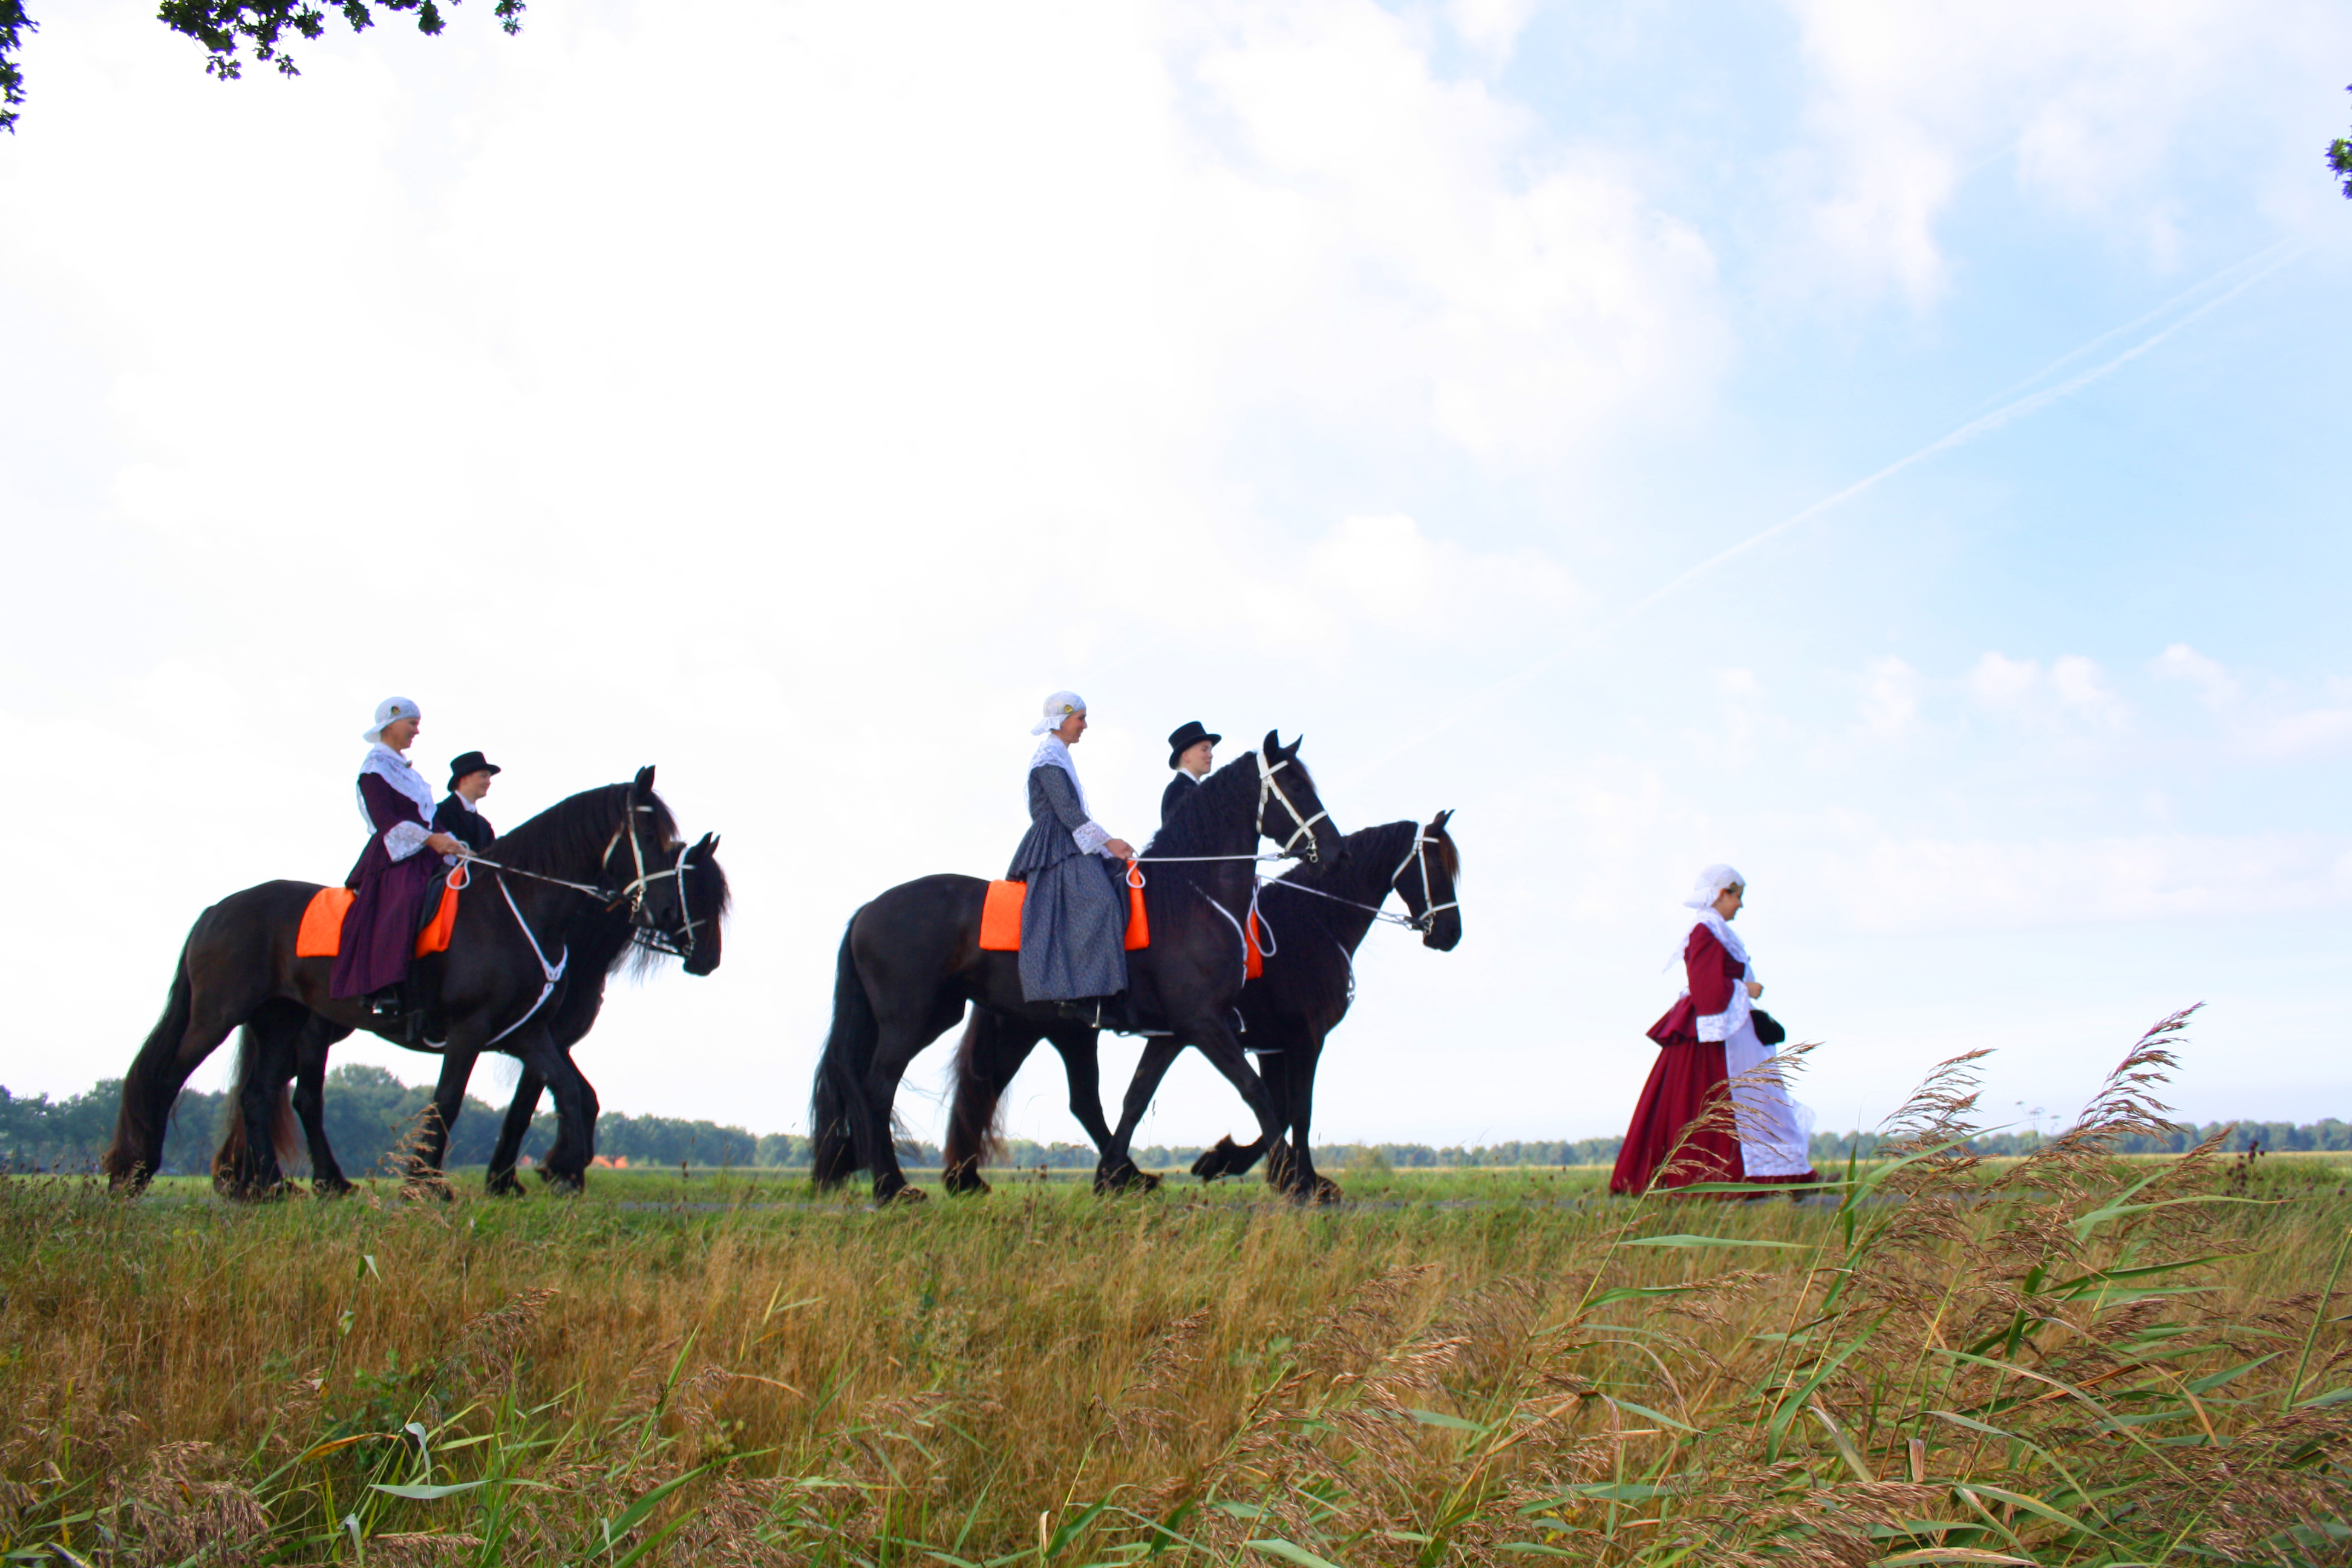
[1098,1037,1186,1193]
[485,1068,546,1197]
[215,1001,309,1200]
[1160,1013,1289,1197]
[942,1010,1042,1195]
[107,950,268,1190]
[1277,1031,1339,1203]
[405,1048,479,1195]
[510,1031,597,1192]
[292,1014,356,1196]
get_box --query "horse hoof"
[1093,1163,1160,1195]
[312,1178,354,1200]
[1189,1135,1244,1182]
[880,1184,928,1206]
[945,1175,991,1197]
[1313,1177,1343,1205]
[483,1173,526,1198]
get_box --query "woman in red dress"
[1610,865,1817,1197]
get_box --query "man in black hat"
[1160,721,1221,826]
[433,751,501,853]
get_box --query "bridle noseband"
[1255,750,1329,861]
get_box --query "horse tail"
[103,939,200,1189]
[214,1021,301,1193]
[809,920,875,1188]
[944,1012,1010,1180]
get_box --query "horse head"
[1257,731,1345,864]
[1396,808,1462,952]
[678,832,730,976]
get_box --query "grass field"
[5,1028,2351,1566]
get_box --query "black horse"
[105,770,693,1193]
[811,732,1344,1203]
[942,812,1462,1201]
[212,834,729,1197]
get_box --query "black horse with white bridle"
[942,812,1463,1202]
[106,768,698,1193]
[810,733,1344,1203]
[211,829,730,1197]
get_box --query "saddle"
[979,862,1151,954]
[295,868,464,959]
[977,865,1266,976]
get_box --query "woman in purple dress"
[331,696,468,1016]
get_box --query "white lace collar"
[357,744,436,829]
[1027,735,1093,816]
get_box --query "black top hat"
[446,751,503,791]
[1165,720,1221,770]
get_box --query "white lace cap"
[1029,690,1086,736]
[363,696,422,743]
[1681,863,1746,909]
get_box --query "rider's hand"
[1104,838,1137,860]
[426,832,467,857]
[1746,981,1763,999]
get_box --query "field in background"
[5,1027,2351,1566]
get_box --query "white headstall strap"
[1255,750,1328,861]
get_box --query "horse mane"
[487,783,679,880]
[1149,748,1313,858]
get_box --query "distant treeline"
[2,1076,2341,1175]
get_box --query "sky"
[2,0,2348,1158]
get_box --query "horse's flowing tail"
[810,921,877,1187]
[214,1018,301,1193]
[944,1012,1011,1179]
[103,942,200,1189]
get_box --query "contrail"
[1339,240,2308,787]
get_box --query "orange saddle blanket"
[295,871,463,959]
[981,863,1151,954]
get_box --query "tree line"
[4,1075,2344,1176]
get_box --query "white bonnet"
[1681,863,1746,909]
[1029,690,1086,736]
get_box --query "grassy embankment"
[4,1019,2351,1566]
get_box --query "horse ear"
[1434,809,1454,831]
[695,832,717,853]
[1261,730,1280,758]
[633,765,657,795]
[1281,733,1303,759]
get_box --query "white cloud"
[1966,652,2125,728]
[1855,655,1920,739]
[1780,0,2352,307]
[1448,0,1538,71]
[2152,642,2239,707]
[2149,645,2352,760]
[1822,830,2352,933]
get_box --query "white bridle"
[1255,748,1329,861]
[1393,828,1459,935]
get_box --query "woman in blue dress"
[1006,691,1136,1011]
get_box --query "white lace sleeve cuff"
[385,820,431,861]
[1072,821,1112,855]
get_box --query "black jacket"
[1160,771,1200,827]
[433,794,496,852]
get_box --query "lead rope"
[488,873,570,1047]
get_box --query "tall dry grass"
[4,1011,2350,1565]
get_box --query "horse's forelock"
[1429,821,1461,882]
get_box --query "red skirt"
[1610,1040,1741,1197]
